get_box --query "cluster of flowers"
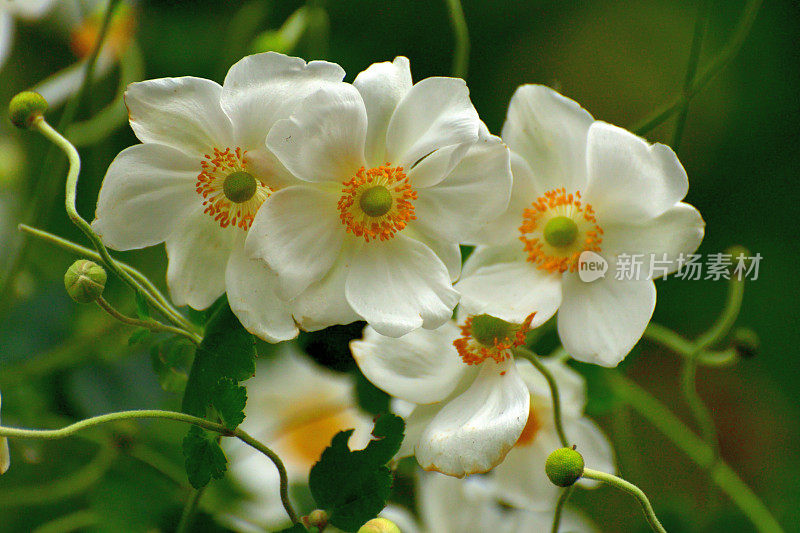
[90,51,704,525]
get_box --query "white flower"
[457,85,705,366]
[489,357,615,511]
[0,390,9,474]
[351,314,534,477]
[92,52,347,342]
[222,345,373,532]
[246,56,512,337]
[381,471,598,533]
[0,0,56,69]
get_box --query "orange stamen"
[453,314,535,366]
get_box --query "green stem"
[95,296,199,345]
[18,223,195,333]
[444,0,470,78]
[643,323,737,367]
[176,488,205,533]
[611,373,784,533]
[31,118,201,342]
[512,347,569,447]
[32,510,100,533]
[0,410,298,524]
[550,485,574,533]
[581,468,667,533]
[633,0,763,135]
[671,0,711,151]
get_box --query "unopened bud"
[358,518,401,533]
[9,92,48,129]
[732,327,759,359]
[302,509,329,530]
[545,446,584,487]
[64,260,106,303]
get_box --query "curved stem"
[96,296,199,345]
[18,224,195,333]
[550,485,574,533]
[444,0,470,78]
[31,118,201,342]
[176,488,205,533]
[581,468,667,533]
[611,373,784,533]
[643,323,737,367]
[633,0,763,135]
[0,410,298,524]
[32,510,100,533]
[512,347,569,447]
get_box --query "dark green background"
[1,0,798,531]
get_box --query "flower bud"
[732,327,759,359]
[64,259,107,303]
[302,509,329,530]
[357,518,401,533]
[9,91,48,129]
[545,446,584,487]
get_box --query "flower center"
[453,313,534,366]
[518,188,603,273]
[338,165,417,242]
[196,147,272,231]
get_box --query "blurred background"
[0,0,798,531]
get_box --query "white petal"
[419,472,509,532]
[345,235,459,337]
[290,246,360,331]
[405,225,461,282]
[413,134,512,242]
[491,427,561,510]
[266,84,367,183]
[165,209,234,310]
[558,274,656,367]
[221,52,345,149]
[4,0,54,18]
[456,259,562,327]
[225,240,298,343]
[351,322,466,405]
[416,359,530,477]
[585,122,689,223]
[246,185,343,299]
[516,358,587,419]
[125,77,233,155]
[570,418,616,489]
[353,56,413,167]
[380,505,420,533]
[501,85,593,193]
[385,77,480,169]
[405,141,472,189]
[91,144,200,250]
[602,202,705,277]
[466,152,539,245]
[0,13,12,70]
[397,403,440,460]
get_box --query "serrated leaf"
[134,290,151,319]
[182,300,256,418]
[213,378,247,430]
[150,337,194,393]
[182,426,227,489]
[309,414,404,531]
[128,327,151,346]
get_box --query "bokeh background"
[1,0,798,531]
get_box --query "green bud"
[64,259,107,304]
[732,327,759,359]
[9,91,48,129]
[545,446,584,487]
[357,518,401,533]
[359,185,393,217]
[543,216,578,248]
[303,509,329,530]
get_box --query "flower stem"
[31,118,201,342]
[0,409,299,524]
[643,323,737,367]
[550,485,574,533]
[581,468,667,533]
[444,0,470,78]
[95,296,199,345]
[611,372,785,533]
[633,0,763,135]
[32,510,99,533]
[512,347,569,447]
[176,488,205,533]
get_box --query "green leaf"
[134,290,151,319]
[182,426,227,489]
[150,336,194,393]
[128,327,151,345]
[213,378,247,430]
[181,300,256,419]
[309,414,404,531]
